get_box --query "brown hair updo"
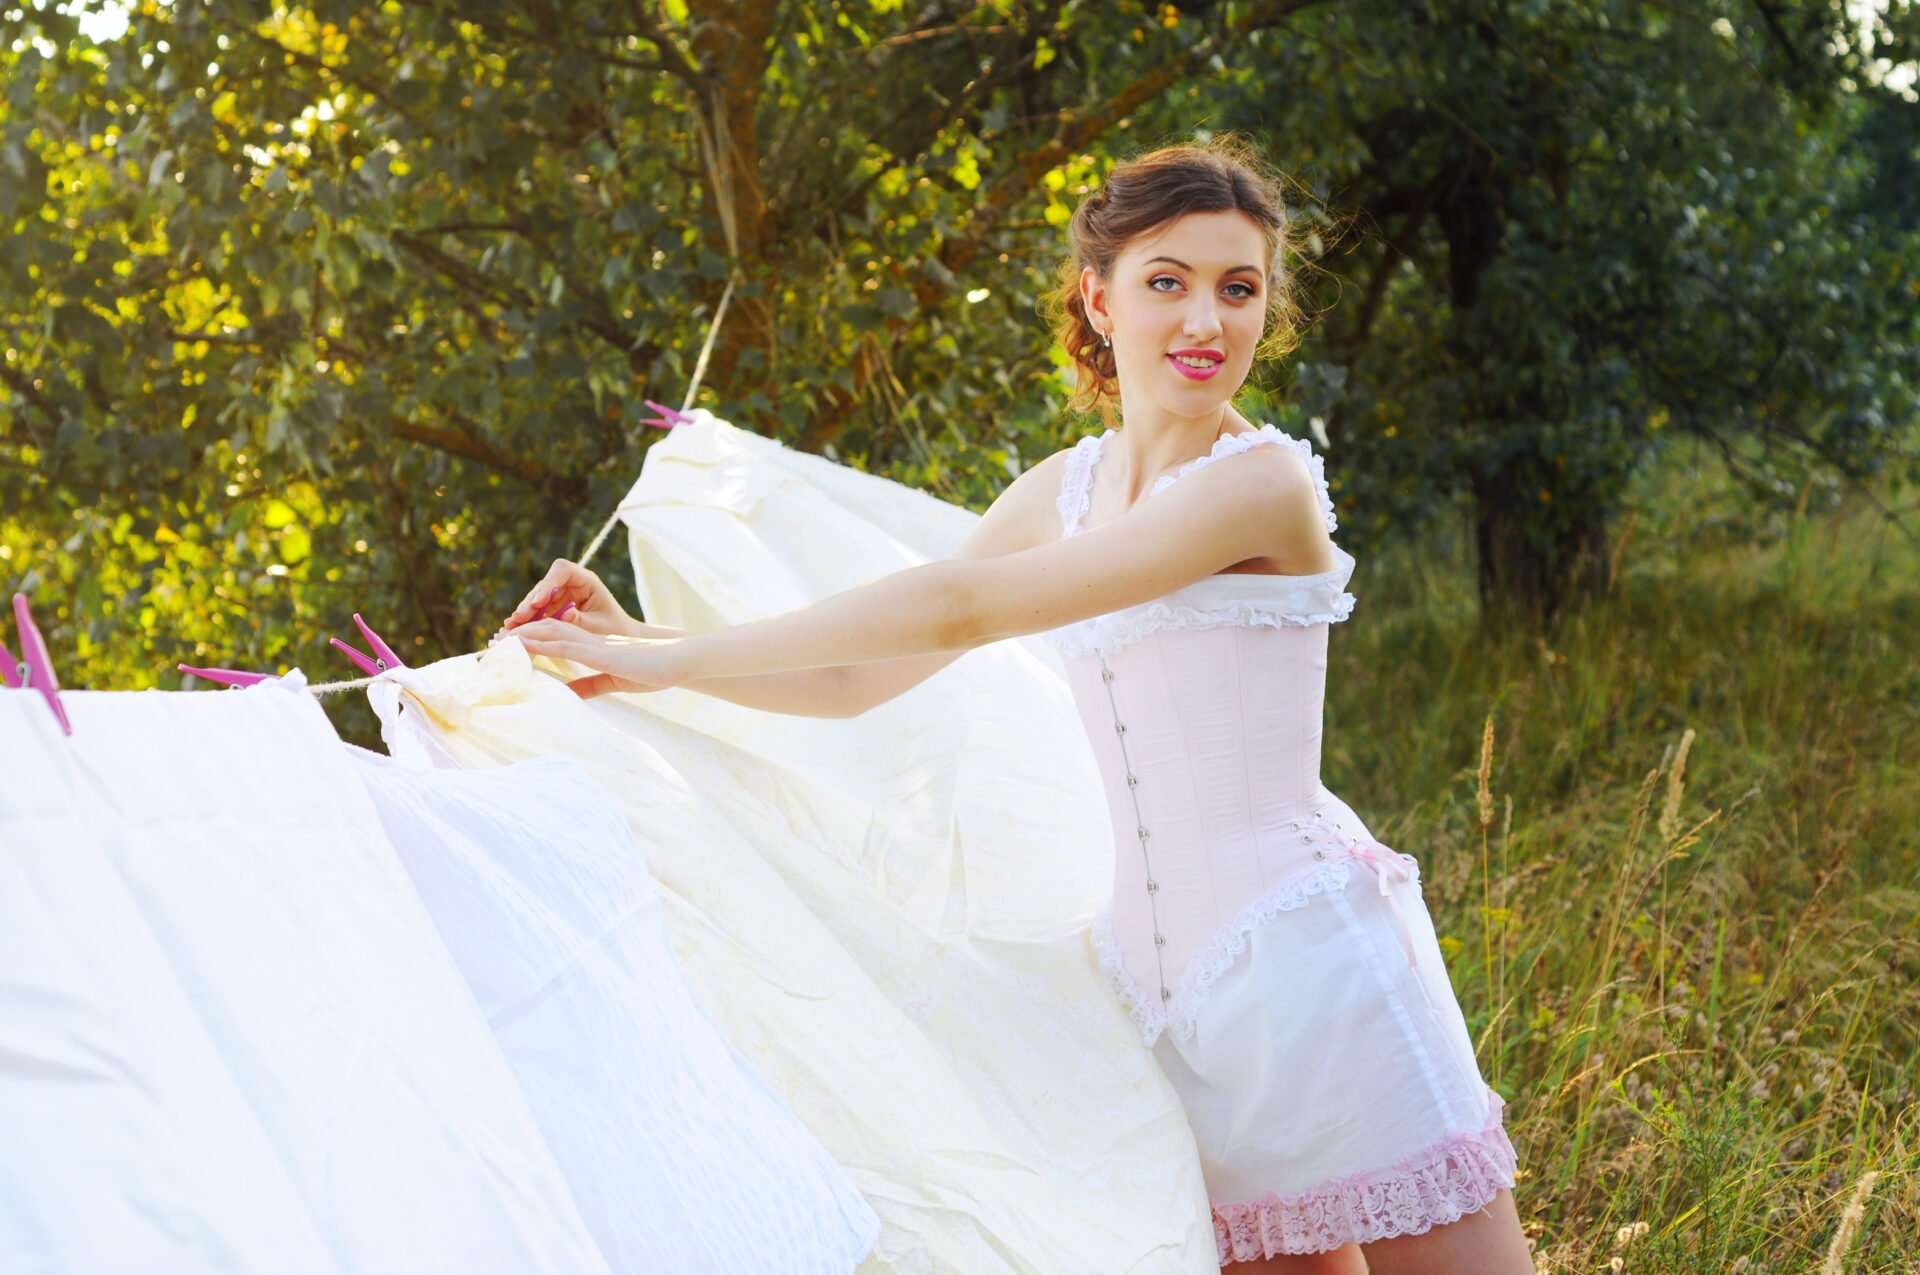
[1043,133,1320,429]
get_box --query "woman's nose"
[1183,299,1221,339]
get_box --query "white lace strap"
[1055,432,1105,537]
[1287,433,1340,536]
[1148,425,1338,535]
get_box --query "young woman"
[504,139,1533,1275]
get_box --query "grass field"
[1324,437,1919,1271]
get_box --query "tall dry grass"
[1326,437,1920,1272]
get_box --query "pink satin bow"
[1344,838,1419,968]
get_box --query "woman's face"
[1082,209,1270,420]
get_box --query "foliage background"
[4,0,1919,1269]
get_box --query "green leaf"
[279,524,311,563]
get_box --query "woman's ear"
[1080,264,1108,334]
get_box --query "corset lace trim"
[1055,431,1104,537]
[1058,424,1339,537]
[1044,591,1355,659]
[1212,1091,1518,1262]
[1045,426,1355,657]
[1092,856,1388,1047]
[1148,424,1339,535]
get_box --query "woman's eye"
[1149,274,1257,299]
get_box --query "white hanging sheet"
[349,747,879,1273]
[375,410,1217,1274]
[0,683,610,1275]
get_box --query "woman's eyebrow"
[1143,255,1261,277]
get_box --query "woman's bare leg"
[1357,1188,1533,1275]
[1223,1243,1367,1275]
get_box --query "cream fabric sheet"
[375,411,1217,1274]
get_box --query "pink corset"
[1042,426,1418,1045]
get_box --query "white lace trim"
[1044,425,1353,657]
[1044,589,1355,659]
[1055,431,1106,537]
[1093,855,1410,1047]
[1147,424,1339,534]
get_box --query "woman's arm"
[685,442,1320,676]
[496,570,874,716]
[516,443,1324,696]
[533,449,1071,713]
[630,621,976,719]
[605,620,859,716]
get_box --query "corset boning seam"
[1097,649,1172,1005]
[1091,839,1424,1048]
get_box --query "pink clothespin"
[178,664,279,688]
[640,399,694,430]
[9,593,72,736]
[182,613,407,686]
[330,612,406,678]
[522,587,577,624]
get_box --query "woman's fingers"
[505,560,601,630]
[504,586,559,629]
[514,617,582,643]
[492,601,577,644]
[517,566,572,613]
[512,619,604,666]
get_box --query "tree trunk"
[1470,455,1611,627]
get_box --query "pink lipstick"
[1166,352,1223,381]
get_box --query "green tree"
[3,0,1914,710]
[1159,0,1920,618]
[0,0,1341,714]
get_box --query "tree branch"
[164,328,269,347]
[0,362,61,444]
[624,0,704,86]
[391,413,590,501]
[388,227,657,373]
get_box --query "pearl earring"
[1101,328,1111,348]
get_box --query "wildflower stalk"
[1477,709,1498,1082]
[1818,1169,1880,1275]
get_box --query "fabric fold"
[378,411,1218,1273]
[349,747,879,1274]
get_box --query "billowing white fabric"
[613,411,1121,941]
[348,748,880,1273]
[375,641,1214,1275]
[371,410,1218,1273]
[0,683,610,1275]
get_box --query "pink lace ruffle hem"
[1212,1090,1519,1264]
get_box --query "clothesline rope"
[309,675,376,697]
[576,269,739,571]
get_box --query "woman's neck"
[1107,403,1256,502]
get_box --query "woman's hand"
[496,558,638,642]
[511,620,694,699]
